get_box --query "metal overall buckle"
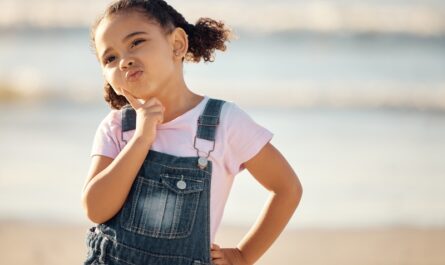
[193,115,218,169]
[193,135,215,170]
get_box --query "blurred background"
[0,0,444,264]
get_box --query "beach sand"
[1,220,444,265]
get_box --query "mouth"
[125,69,143,82]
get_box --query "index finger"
[121,88,141,109]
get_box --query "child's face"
[94,11,179,100]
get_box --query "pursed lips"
[125,69,143,82]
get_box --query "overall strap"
[196,98,225,141]
[121,104,136,132]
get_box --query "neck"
[141,73,203,124]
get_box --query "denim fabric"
[84,98,225,265]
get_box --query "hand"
[121,88,165,144]
[211,243,251,265]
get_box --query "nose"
[119,55,135,70]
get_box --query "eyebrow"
[100,31,148,60]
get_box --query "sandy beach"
[0,220,444,265]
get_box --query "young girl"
[81,0,302,264]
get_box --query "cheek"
[104,68,123,94]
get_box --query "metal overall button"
[176,175,187,190]
[198,157,208,169]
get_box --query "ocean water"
[0,27,444,109]
[0,102,444,228]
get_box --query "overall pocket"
[120,172,204,239]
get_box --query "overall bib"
[84,98,225,265]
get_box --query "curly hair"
[90,0,234,109]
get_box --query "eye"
[130,38,146,48]
[103,55,116,65]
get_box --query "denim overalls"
[84,98,225,265]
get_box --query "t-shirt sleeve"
[89,111,121,159]
[224,102,274,175]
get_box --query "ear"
[169,27,188,60]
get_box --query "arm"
[211,142,303,264]
[237,142,303,263]
[81,136,152,224]
[81,94,164,224]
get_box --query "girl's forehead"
[95,11,162,44]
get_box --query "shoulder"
[90,109,123,158]
[217,99,272,139]
[95,109,123,135]
[219,100,255,127]
[217,99,238,117]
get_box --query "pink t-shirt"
[90,95,273,243]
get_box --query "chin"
[135,85,154,98]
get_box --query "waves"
[2,80,445,112]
